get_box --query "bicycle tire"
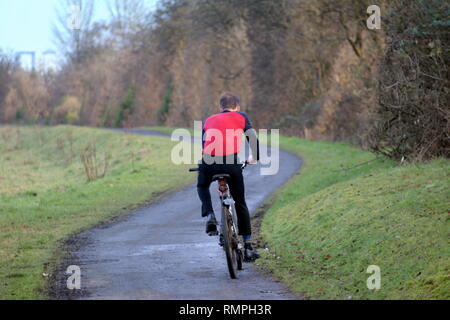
[237,248,243,271]
[230,204,243,271]
[221,204,238,279]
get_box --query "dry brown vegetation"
[80,141,110,181]
[0,0,448,161]
[369,0,450,160]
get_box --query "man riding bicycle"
[197,93,260,262]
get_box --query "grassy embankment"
[256,136,449,300]
[148,125,449,299]
[0,126,194,299]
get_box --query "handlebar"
[189,161,251,172]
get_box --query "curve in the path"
[61,129,302,300]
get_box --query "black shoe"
[206,213,218,236]
[244,242,260,262]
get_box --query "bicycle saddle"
[212,174,230,181]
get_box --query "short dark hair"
[219,93,240,109]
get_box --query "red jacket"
[202,110,259,159]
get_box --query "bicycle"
[189,162,248,279]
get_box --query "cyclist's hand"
[247,155,257,165]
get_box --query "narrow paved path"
[64,129,302,300]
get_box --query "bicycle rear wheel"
[237,247,243,271]
[230,204,243,271]
[221,204,238,279]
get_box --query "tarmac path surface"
[59,129,302,300]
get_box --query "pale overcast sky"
[0,0,157,68]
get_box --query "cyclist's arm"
[241,113,260,162]
[201,120,206,149]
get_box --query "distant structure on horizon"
[15,50,57,71]
[15,51,36,70]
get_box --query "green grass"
[2,125,447,300]
[0,125,194,299]
[143,126,182,136]
[256,136,450,300]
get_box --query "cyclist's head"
[219,93,240,111]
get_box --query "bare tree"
[0,51,15,121]
[52,0,95,64]
[107,0,150,50]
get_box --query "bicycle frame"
[189,162,248,279]
[217,178,240,245]
[216,176,244,278]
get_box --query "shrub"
[15,108,24,121]
[115,87,136,128]
[157,82,173,125]
[80,141,111,182]
[370,0,450,161]
[52,96,81,124]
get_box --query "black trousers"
[197,158,251,236]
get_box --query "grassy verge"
[145,126,449,299]
[0,126,194,299]
[143,126,181,136]
[256,136,449,299]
